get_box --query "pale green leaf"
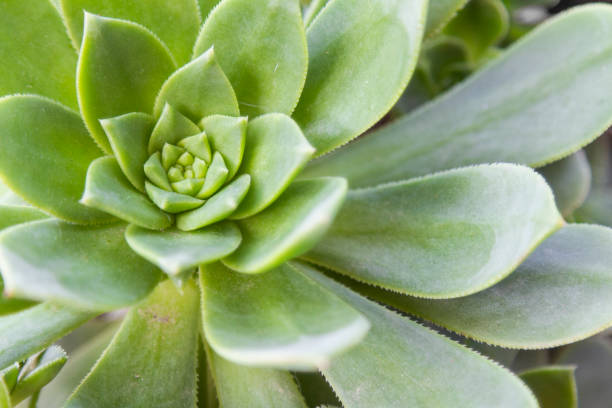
[231,114,314,219]
[200,262,368,370]
[292,0,427,155]
[305,164,562,298]
[366,224,612,348]
[125,222,241,278]
[294,262,538,407]
[65,280,200,408]
[303,0,328,27]
[538,150,591,218]
[519,366,577,408]
[200,115,247,180]
[224,178,347,274]
[196,152,229,199]
[145,181,204,214]
[0,206,47,232]
[148,104,201,155]
[575,187,612,227]
[154,48,239,122]
[198,0,221,21]
[0,181,28,207]
[60,0,200,65]
[0,303,94,370]
[82,157,173,230]
[0,378,9,408]
[425,0,470,37]
[0,95,111,224]
[77,13,176,153]
[194,0,308,117]
[207,346,307,408]
[303,5,612,187]
[177,175,251,231]
[143,153,172,191]
[0,219,161,311]
[0,0,77,109]
[11,346,68,405]
[102,113,155,192]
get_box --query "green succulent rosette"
[1,0,612,406]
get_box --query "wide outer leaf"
[0,303,94,370]
[61,0,201,65]
[519,366,577,408]
[292,0,427,155]
[77,13,176,153]
[0,206,47,232]
[0,220,161,311]
[304,5,612,187]
[200,262,369,370]
[207,346,307,408]
[305,164,562,298]
[0,95,111,224]
[295,262,538,408]
[366,224,612,348]
[0,0,78,109]
[193,0,308,117]
[65,280,200,408]
[224,178,347,274]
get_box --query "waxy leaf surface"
[0,220,161,311]
[0,95,111,224]
[371,224,612,348]
[293,0,427,155]
[519,366,577,408]
[306,164,562,298]
[200,262,369,370]
[200,115,247,180]
[295,263,538,408]
[78,14,176,153]
[66,280,199,408]
[425,0,470,37]
[304,5,612,186]
[194,0,308,117]
[0,206,47,232]
[10,346,68,405]
[0,0,78,109]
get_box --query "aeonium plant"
[2,0,612,407]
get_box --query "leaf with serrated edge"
[194,0,308,117]
[145,181,204,214]
[519,366,577,408]
[304,164,563,299]
[294,262,538,407]
[125,222,241,277]
[357,224,612,348]
[200,262,369,370]
[206,344,308,408]
[0,95,112,225]
[224,178,347,274]
[61,0,200,65]
[292,0,427,155]
[0,303,94,370]
[303,5,612,187]
[10,346,68,405]
[65,280,199,408]
[0,219,161,311]
[77,13,176,153]
[82,157,172,230]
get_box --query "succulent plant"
[1,0,612,407]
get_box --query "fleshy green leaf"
[65,281,199,407]
[154,48,239,122]
[144,153,172,191]
[294,262,538,407]
[193,0,308,117]
[0,303,94,370]
[148,104,201,155]
[145,181,204,214]
[425,0,470,37]
[364,224,612,348]
[303,5,612,187]
[303,0,328,27]
[60,0,201,65]
[0,0,78,109]
[292,0,427,155]
[207,346,307,408]
[82,157,173,230]
[231,114,315,219]
[200,262,369,370]
[200,115,247,179]
[304,164,562,298]
[224,178,347,274]
[11,346,68,405]
[0,95,111,224]
[0,206,47,231]
[102,113,155,192]
[0,378,10,408]
[125,222,241,279]
[196,152,229,199]
[575,187,612,227]
[538,151,591,218]
[0,219,161,311]
[198,0,221,21]
[77,13,176,153]
[519,366,577,408]
[177,175,251,231]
